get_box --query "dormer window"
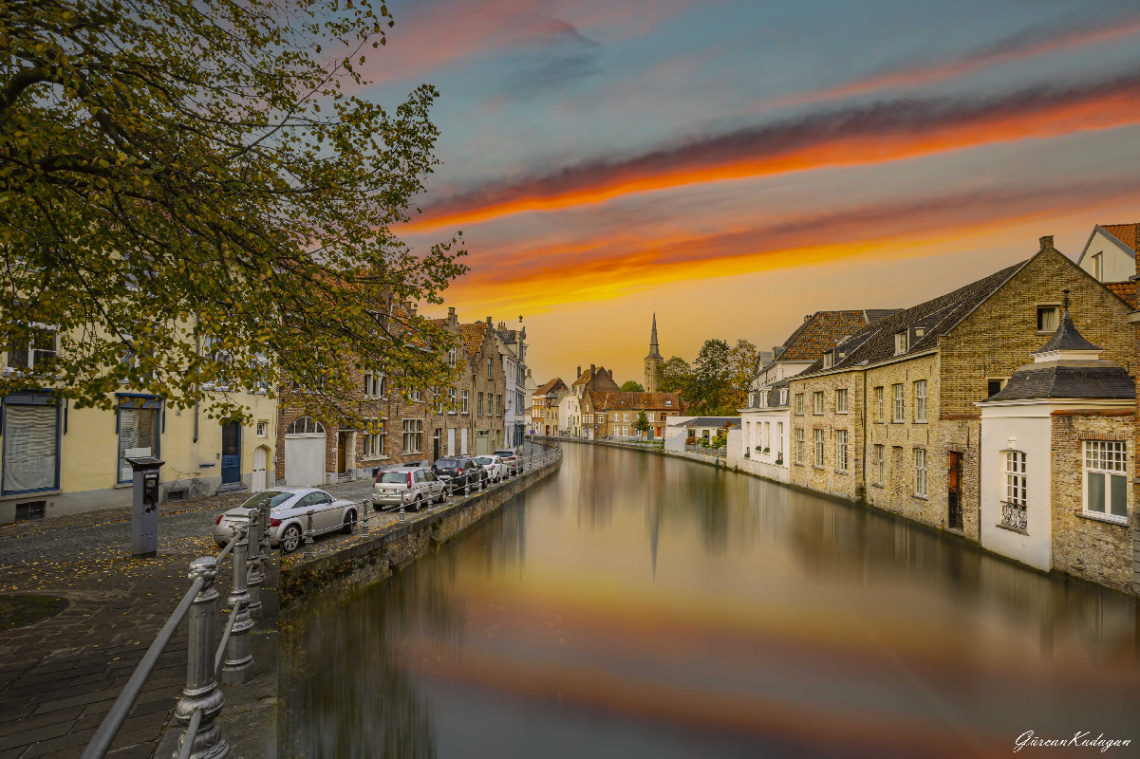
[1036,306,1060,333]
[823,351,834,369]
[894,331,908,355]
[914,327,925,340]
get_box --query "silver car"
[372,467,446,511]
[473,455,507,483]
[214,488,358,554]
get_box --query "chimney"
[590,364,595,378]
[1039,235,1054,252]
[805,315,811,322]
[447,306,457,327]
[486,316,492,327]
[402,300,412,314]
[577,365,582,378]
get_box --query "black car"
[431,456,488,492]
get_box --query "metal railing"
[81,441,561,758]
[81,495,274,759]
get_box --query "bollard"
[399,502,405,522]
[173,557,227,759]
[221,529,254,685]
[245,510,264,620]
[304,509,315,545]
[361,504,370,535]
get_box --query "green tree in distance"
[658,338,758,415]
[634,410,651,435]
[0,0,466,421]
[620,380,644,392]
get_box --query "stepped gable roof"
[777,309,898,362]
[589,391,680,410]
[572,366,620,390]
[802,259,1029,375]
[459,322,489,361]
[534,378,567,397]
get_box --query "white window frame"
[795,428,805,464]
[1083,440,1127,522]
[914,448,927,497]
[1091,252,1103,281]
[256,421,268,438]
[364,419,385,457]
[461,390,470,414]
[894,331,908,355]
[402,418,422,454]
[835,388,848,414]
[874,386,884,423]
[835,429,848,473]
[914,380,927,423]
[1036,305,1060,334]
[873,444,885,486]
[813,428,824,467]
[795,393,805,415]
[5,324,59,372]
[892,384,904,422]
[812,391,824,415]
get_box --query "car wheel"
[342,510,355,535]
[280,524,302,554]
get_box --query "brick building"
[788,236,1134,544]
[562,364,621,437]
[585,391,681,440]
[531,378,568,435]
[979,308,1135,592]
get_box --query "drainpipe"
[861,366,867,505]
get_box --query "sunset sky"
[369,0,1140,384]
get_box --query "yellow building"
[1,389,278,524]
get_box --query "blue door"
[221,422,241,484]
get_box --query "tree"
[692,339,731,414]
[0,0,466,421]
[634,410,650,435]
[620,380,644,392]
[727,339,759,411]
[656,356,692,397]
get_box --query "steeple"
[647,313,662,359]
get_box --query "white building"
[1076,223,1138,285]
[494,320,528,448]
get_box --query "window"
[6,325,57,371]
[874,387,884,422]
[795,428,805,464]
[410,389,421,402]
[461,390,469,414]
[813,429,825,467]
[914,448,927,497]
[497,395,503,416]
[647,412,655,422]
[812,391,824,415]
[892,384,904,422]
[287,416,325,435]
[477,392,484,416]
[987,379,1005,398]
[364,420,385,457]
[448,348,456,367]
[835,389,848,414]
[117,396,161,483]
[624,413,630,422]
[835,429,848,472]
[1084,441,1127,521]
[1037,306,1059,333]
[1,394,60,494]
[894,331,908,355]
[256,421,268,438]
[914,380,927,423]
[795,393,805,415]
[487,357,493,380]
[402,419,423,454]
[448,387,457,412]
[363,373,379,397]
[873,444,885,486]
[823,352,833,369]
[1002,450,1028,531]
[1091,252,1103,281]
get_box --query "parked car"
[494,449,520,476]
[214,488,358,554]
[473,455,507,483]
[431,456,488,492]
[373,467,446,511]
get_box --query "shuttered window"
[2,401,59,494]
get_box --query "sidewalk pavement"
[0,478,379,759]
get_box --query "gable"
[1077,226,1136,283]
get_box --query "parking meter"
[126,456,165,557]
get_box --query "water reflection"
[282,444,1140,758]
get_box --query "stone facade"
[788,370,863,501]
[1050,409,1134,592]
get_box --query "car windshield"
[434,459,459,469]
[494,451,514,456]
[378,472,409,484]
[240,491,293,510]
[475,457,493,465]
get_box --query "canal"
[281,443,1140,758]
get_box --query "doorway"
[948,451,963,531]
[337,431,352,480]
[221,422,241,485]
[251,446,268,493]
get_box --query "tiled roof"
[1102,223,1140,253]
[1104,281,1135,307]
[668,416,740,427]
[986,363,1134,401]
[589,391,681,411]
[802,259,1029,376]
[1032,311,1100,354]
[572,365,619,389]
[778,309,898,362]
[534,378,567,397]
[459,322,488,361]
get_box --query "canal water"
[280,444,1140,758]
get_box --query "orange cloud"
[405,74,1140,232]
[440,178,1140,313]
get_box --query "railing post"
[173,557,227,759]
[245,510,264,620]
[221,530,254,685]
[304,509,315,545]
[361,500,371,535]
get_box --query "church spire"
[647,313,662,359]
